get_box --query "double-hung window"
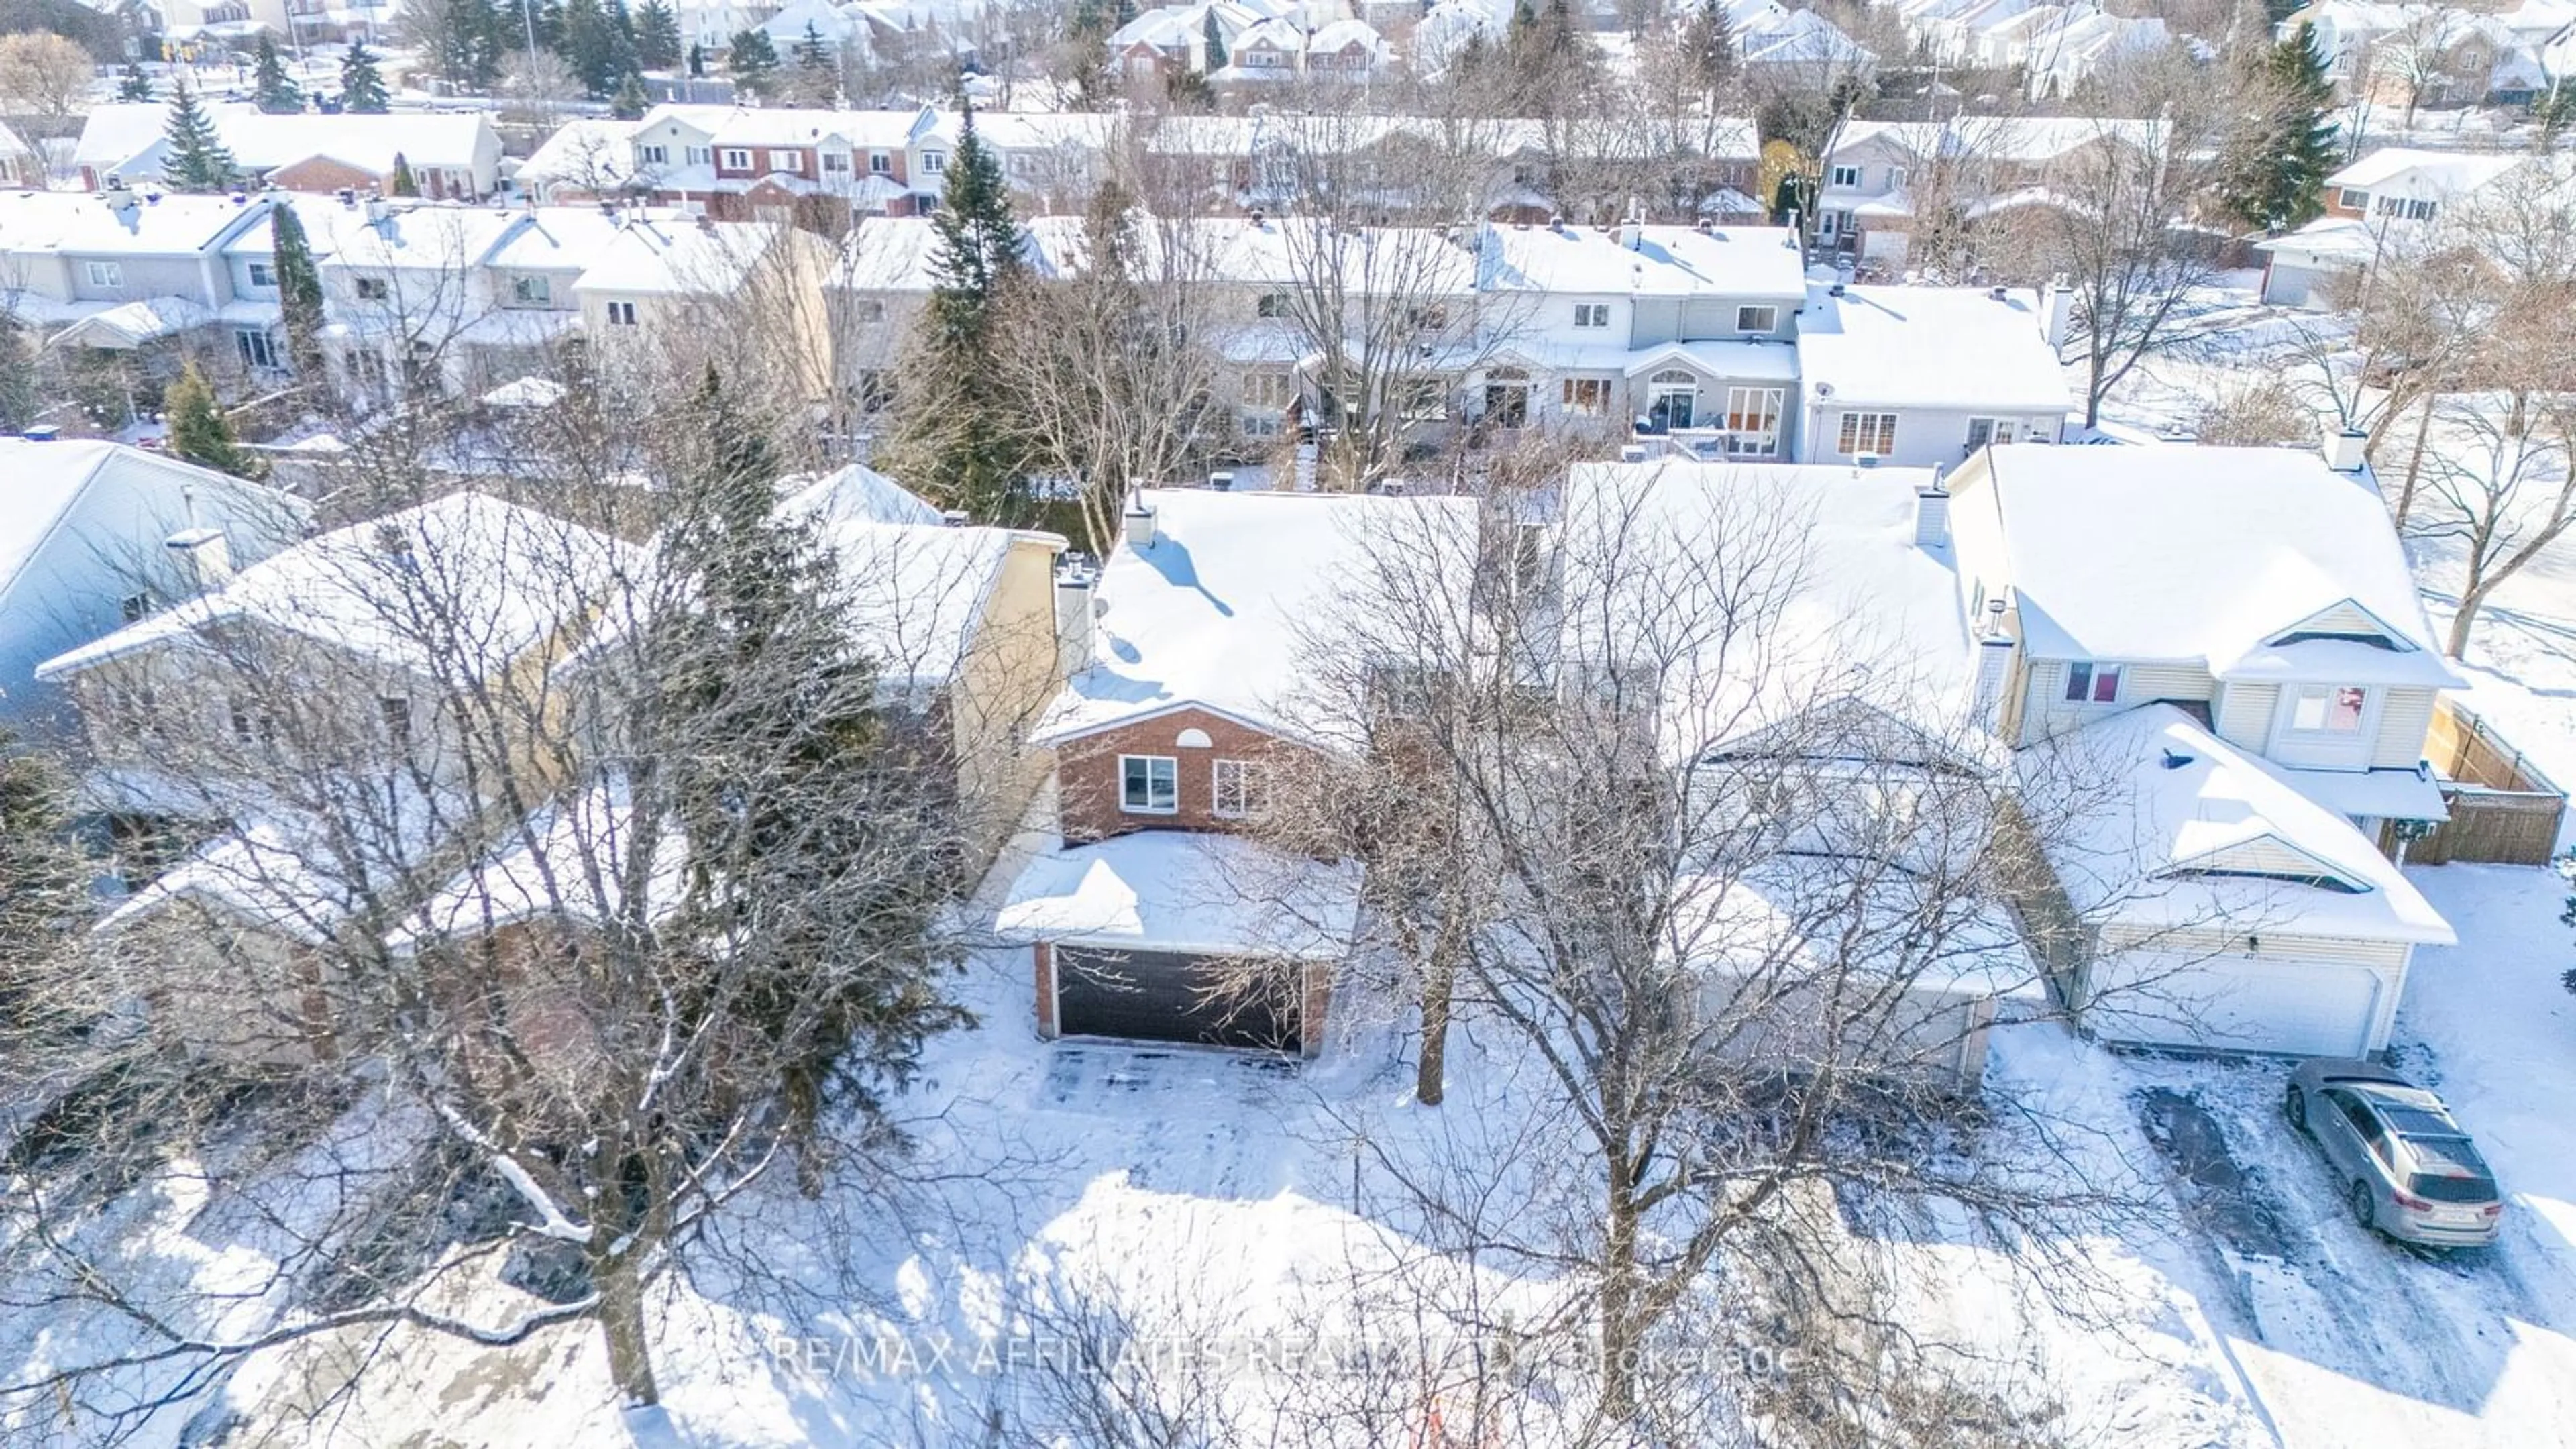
[1572,302,1611,329]
[1827,164,1862,189]
[720,148,753,170]
[767,148,801,172]
[1120,754,1179,814]
[920,150,947,175]
[606,299,639,326]
[639,144,669,165]
[2063,661,2122,704]
[1836,411,1898,456]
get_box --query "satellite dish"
[1813,381,1835,398]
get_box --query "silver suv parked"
[2284,1059,2504,1249]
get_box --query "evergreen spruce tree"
[1682,0,1737,95]
[388,152,419,195]
[612,72,649,117]
[164,363,264,479]
[892,101,1030,523]
[340,38,390,111]
[561,0,621,96]
[794,19,831,70]
[2218,23,2339,232]
[727,28,780,97]
[688,41,706,78]
[1203,7,1226,68]
[252,34,301,112]
[637,0,683,69]
[160,80,239,192]
[117,58,154,101]
[269,202,326,379]
[790,21,835,102]
[650,364,963,1159]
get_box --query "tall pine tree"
[164,362,263,479]
[270,201,326,379]
[727,28,780,97]
[636,0,682,69]
[892,101,1031,523]
[2218,23,2339,233]
[341,38,390,112]
[561,0,623,97]
[161,80,239,192]
[252,34,301,112]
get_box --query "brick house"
[997,487,1477,1057]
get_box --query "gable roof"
[1478,221,1809,300]
[1953,445,2463,683]
[0,189,271,258]
[2018,704,2453,943]
[1558,460,1981,765]
[1033,488,1481,745]
[0,439,307,619]
[1796,283,2074,413]
[386,771,687,952]
[37,492,638,685]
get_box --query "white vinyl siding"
[2212,682,2278,751]
[2099,924,2408,971]
[2294,600,2400,637]
[2183,835,2348,880]
[2021,659,2216,743]
[2372,687,2437,769]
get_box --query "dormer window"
[2064,662,2121,704]
[2286,684,2367,734]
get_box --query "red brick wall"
[1055,706,1304,843]
[1033,941,1058,1038]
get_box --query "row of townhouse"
[0,188,833,419]
[1811,116,2167,272]
[1110,0,1393,85]
[72,103,506,204]
[2280,0,2576,107]
[2251,145,2532,309]
[522,103,1768,229]
[822,212,2072,470]
[6,424,2473,1085]
[1892,0,2171,97]
[998,435,2463,1072]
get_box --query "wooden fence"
[2407,702,2568,867]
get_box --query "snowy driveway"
[2111,863,2576,1448]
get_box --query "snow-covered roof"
[77,103,496,182]
[0,438,307,622]
[37,492,639,685]
[1832,116,2165,165]
[1557,460,1980,763]
[49,296,217,348]
[574,216,784,294]
[2325,146,2524,197]
[516,119,645,193]
[386,772,687,951]
[99,780,463,945]
[1953,445,2461,682]
[1663,860,2043,1002]
[2019,704,2453,944]
[1796,284,2074,414]
[1478,222,1807,300]
[997,829,1362,959]
[1034,488,1481,745]
[0,188,268,256]
[782,463,946,527]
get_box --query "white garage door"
[2084,951,2383,1057]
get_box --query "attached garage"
[2081,943,2397,1059]
[998,830,1362,1059]
[2022,707,2456,1059]
[1051,945,1304,1053]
